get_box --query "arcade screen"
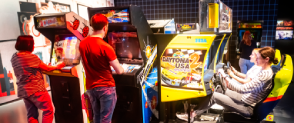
[276,30,293,40]
[93,9,129,23]
[52,35,81,66]
[284,21,293,26]
[238,30,261,43]
[204,51,210,73]
[216,39,228,63]
[161,49,206,89]
[277,20,284,26]
[107,32,141,59]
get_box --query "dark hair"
[15,35,34,52]
[242,31,252,46]
[90,13,108,31]
[259,46,279,64]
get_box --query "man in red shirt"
[79,13,124,123]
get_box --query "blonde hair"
[250,48,260,59]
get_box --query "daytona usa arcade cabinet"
[88,6,159,123]
[34,12,93,123]
[153,0,233,122]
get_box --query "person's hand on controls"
[56,62,66,69]
[227,69,234,77]
[230,66,237,74]
[218,69,226,78]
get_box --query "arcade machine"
[275,20,294,57]
[153,0,233,122]
[34,12,93,123]
[236,20,263,53]
[87,6,159,123]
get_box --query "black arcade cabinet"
[237,20,263,53]
[34,12,93,123]
[88,6,159,123]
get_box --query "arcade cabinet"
[34,12,93,123]
[154,0,233,122]
[275,20,294,54]
[237,20,263,53]
[87,6,159,123]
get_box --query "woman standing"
[239,31,257,73]
[11,35,65,123]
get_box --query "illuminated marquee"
[39,17,57,27]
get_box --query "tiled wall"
[115,0,199,24]
[115,0,278,63]
[222,0,278,47]
[115,0,278,46]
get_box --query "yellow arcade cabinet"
[154,0,233,122]
[34,12,93,123]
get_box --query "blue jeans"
[86,87,117,123]
[23,91,54,123]
[195,89,253,117]
[239,58,254,74]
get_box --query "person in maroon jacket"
[11,35,65,123]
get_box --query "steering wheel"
[219,73,228,92]
[227,62,231,69]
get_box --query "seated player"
[11,35,65,123]
[228,48,263,84]
[191,47,278,121]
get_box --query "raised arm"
[39,62,65,71]
[225,71,272,94]
[230,66,246,79]
[228,69,249,84]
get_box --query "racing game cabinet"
[154,0,233,122]
[34,12,93,123]
[88,6,159,123]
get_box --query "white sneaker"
[176,112,188,121]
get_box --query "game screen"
[95,9,129,23]
[107,32,142,59]
[284,20,293,26]
[204,51,210,73]
[36,16,66,28]
[276,30,293,40]
[238,30,262,43]
[52,35,81,66]
[219,1,233,33]
[277,20,284,27]
[161,49,206,89]
[217,40,227,63]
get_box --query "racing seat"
[223,54,293,123]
